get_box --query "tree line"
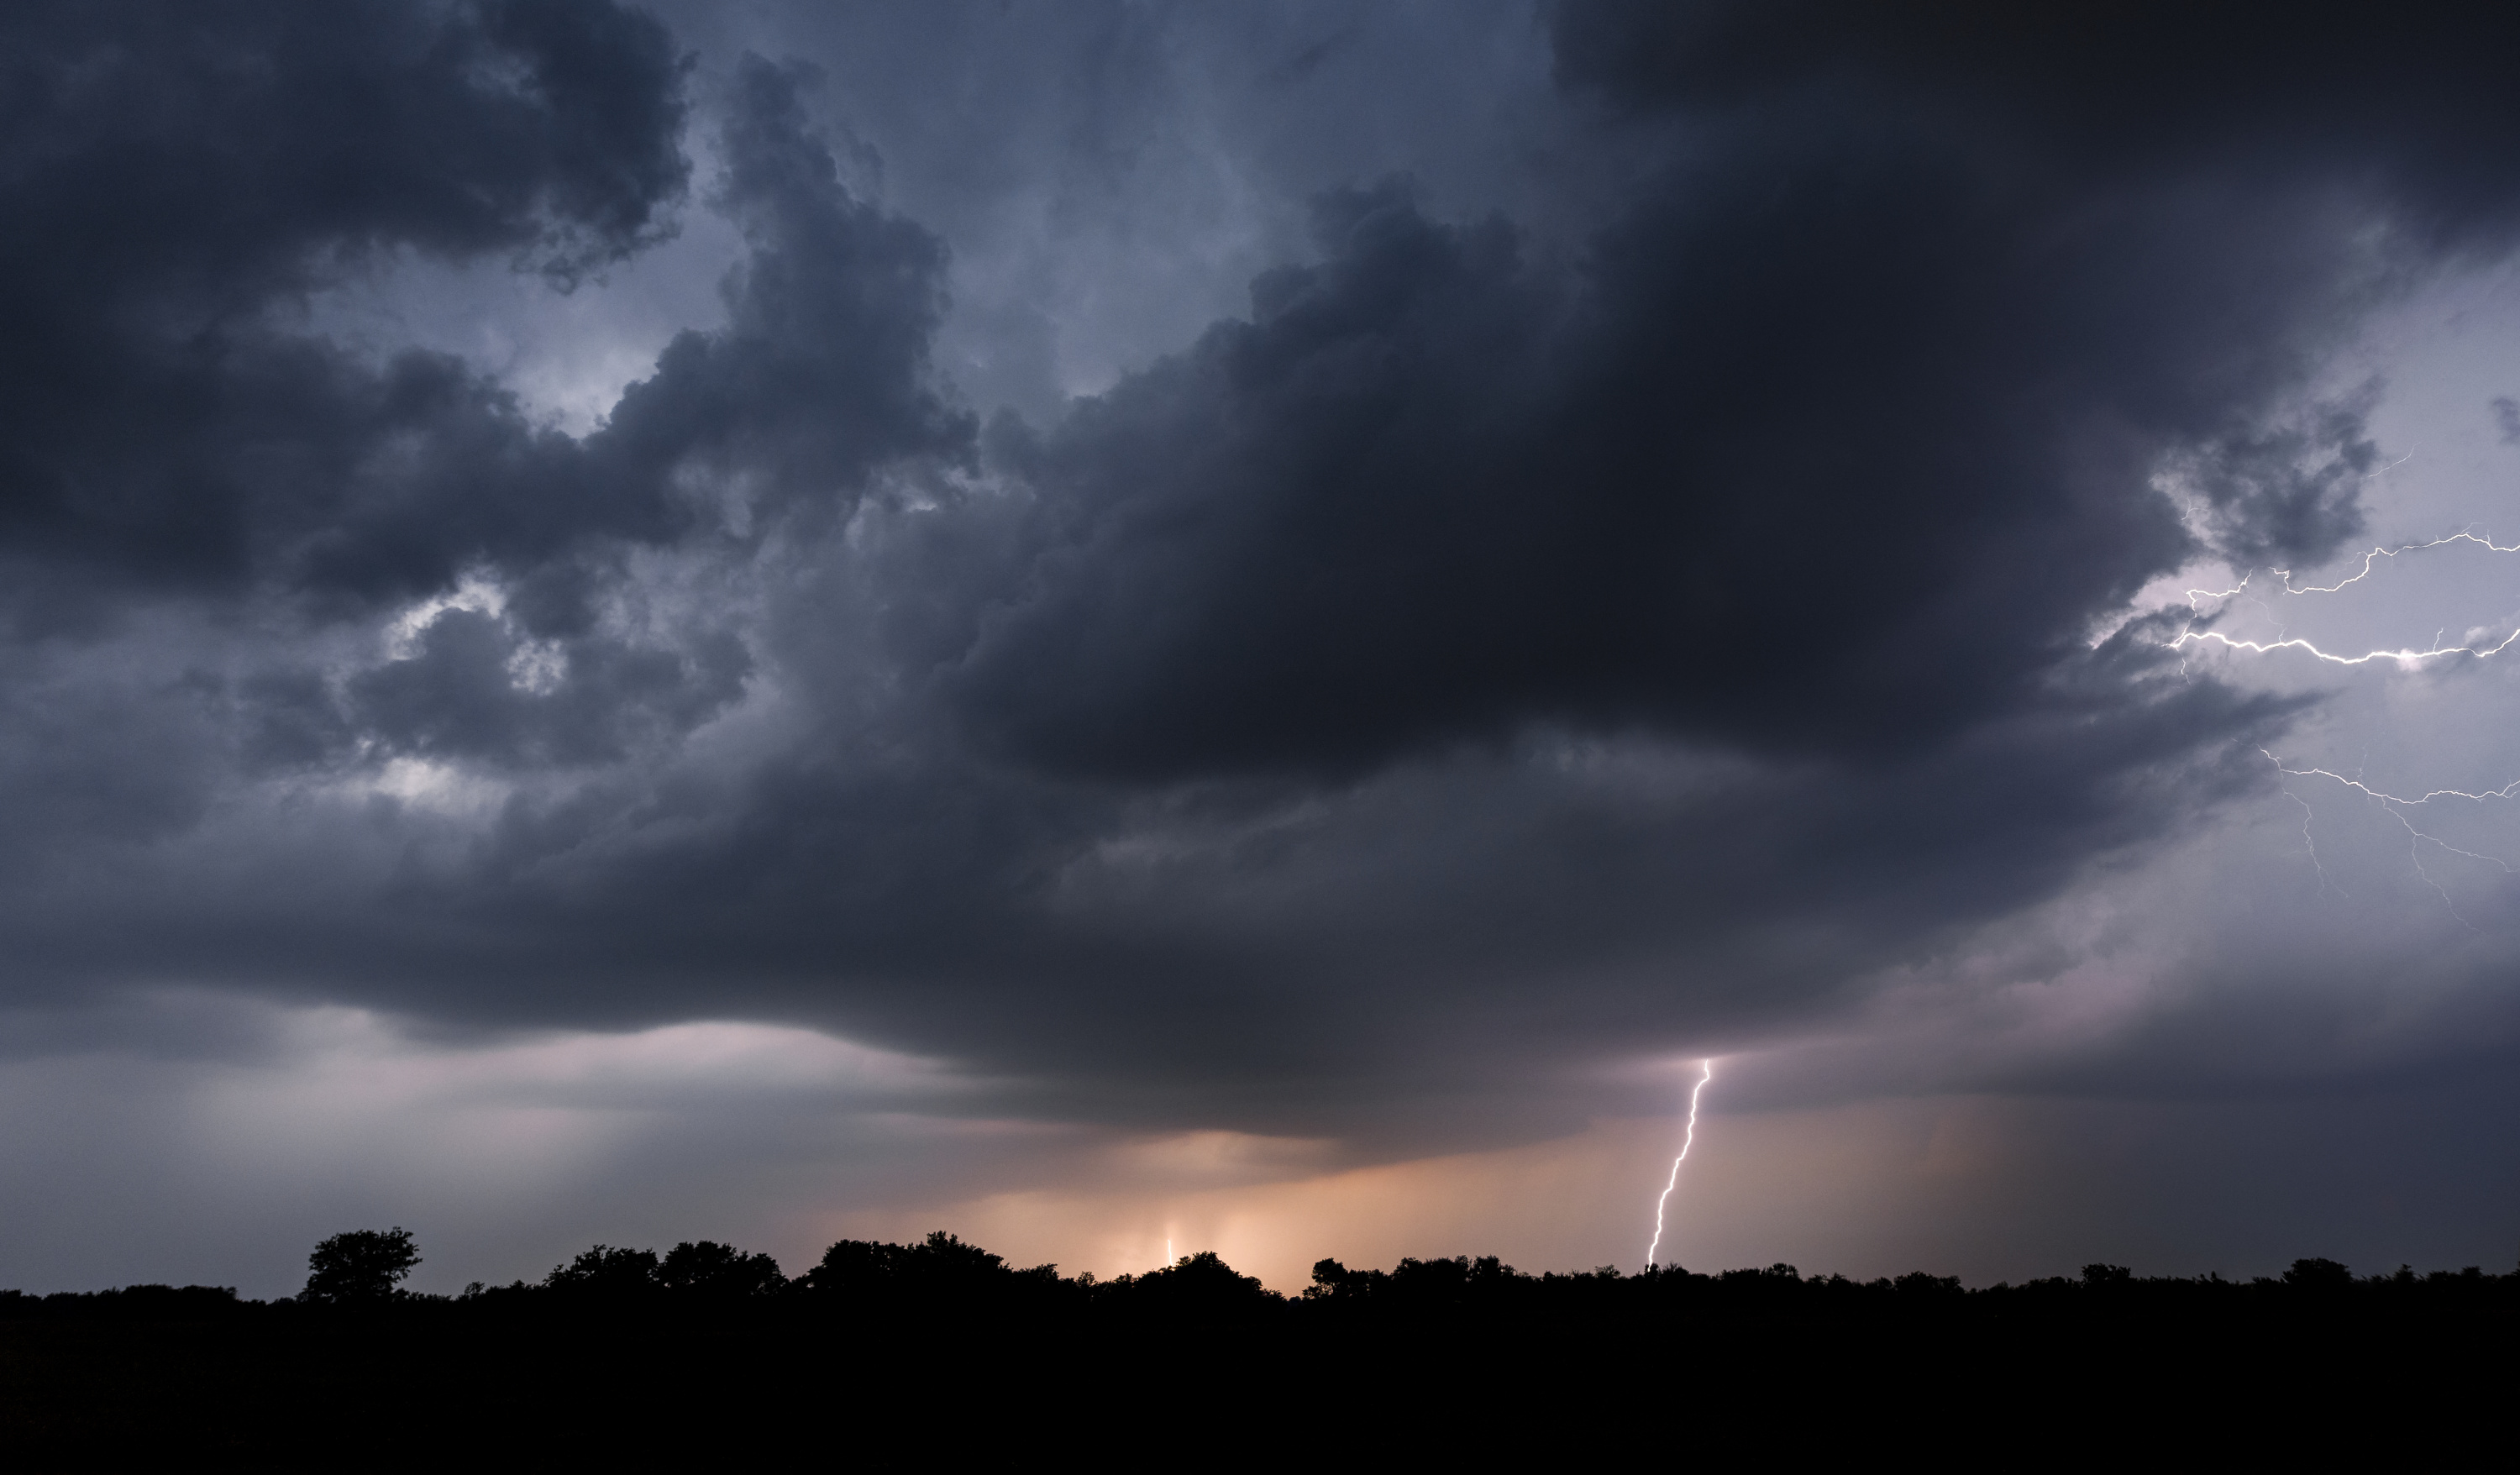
[5,1228,2515,1325]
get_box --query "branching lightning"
[2267,751,2520,926]
[2170,625,2520,667]
[2171,526,2520,924]
[2280,785,2344,898]
[2187,528,2519,602]
[1643,1058,1714,1272]
[2170,530,2520,668]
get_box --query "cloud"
[0,0,693,621]
[347,606,748,767]
[940,0,2520,785]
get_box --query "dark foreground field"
[7,1247,2515,1468]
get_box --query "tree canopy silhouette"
[299,1228,419,1304]
[165,1225,2520,1335]
[659,1241,788,1299]
[543,1246,664,1301]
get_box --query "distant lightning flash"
[1643,1059,1714,1272]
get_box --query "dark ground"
[3,1276,2510,1469]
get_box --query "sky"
[8,0,2520,1298]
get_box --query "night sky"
[9,0,2520,1297]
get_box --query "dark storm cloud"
[943,0,2519,782]
[1555,1,2520,245]
[592,55,972,539]
[11,0,2520,1151]
[726,652,2294,1142]
[0,7,966,841]
[348,608,748,768]
[685,1,2520,1109]
[0,3,964,638]
[0,0,692,617]
[0,659,224,854]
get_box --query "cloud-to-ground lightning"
[1643,1059,1714,1272]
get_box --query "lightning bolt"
[2279,785,2344,898]
[1643,1058,1714,1272]
[2186,528,2517,603]
[2155,528,2520,920]
[2169,626,2520,667]
[2267,752,2519,926]
[2170,529,2520,667]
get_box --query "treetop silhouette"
[300,1228,419,1304]
[30,1226,2506,1330]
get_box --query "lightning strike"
[2361,449,2418,481]
[2167,530,2520,668]
[1643,1058,1714,1272]
[2280,787,2344,898]
[2166,623,2520,668]
[2266,752,2520,926]
[2185,528,2520,604]
[2160,501,2520,926]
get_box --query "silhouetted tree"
[1119,1251,1280,1315]
[2082,1263,2134,1290]
[1306,1257,1378,1301]
[301,1228,419,1304]
[544,1245,663,1300]
[659,1241,786,1299]
[800,1230,1054,1309]
[2282,1257,2355,1292]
